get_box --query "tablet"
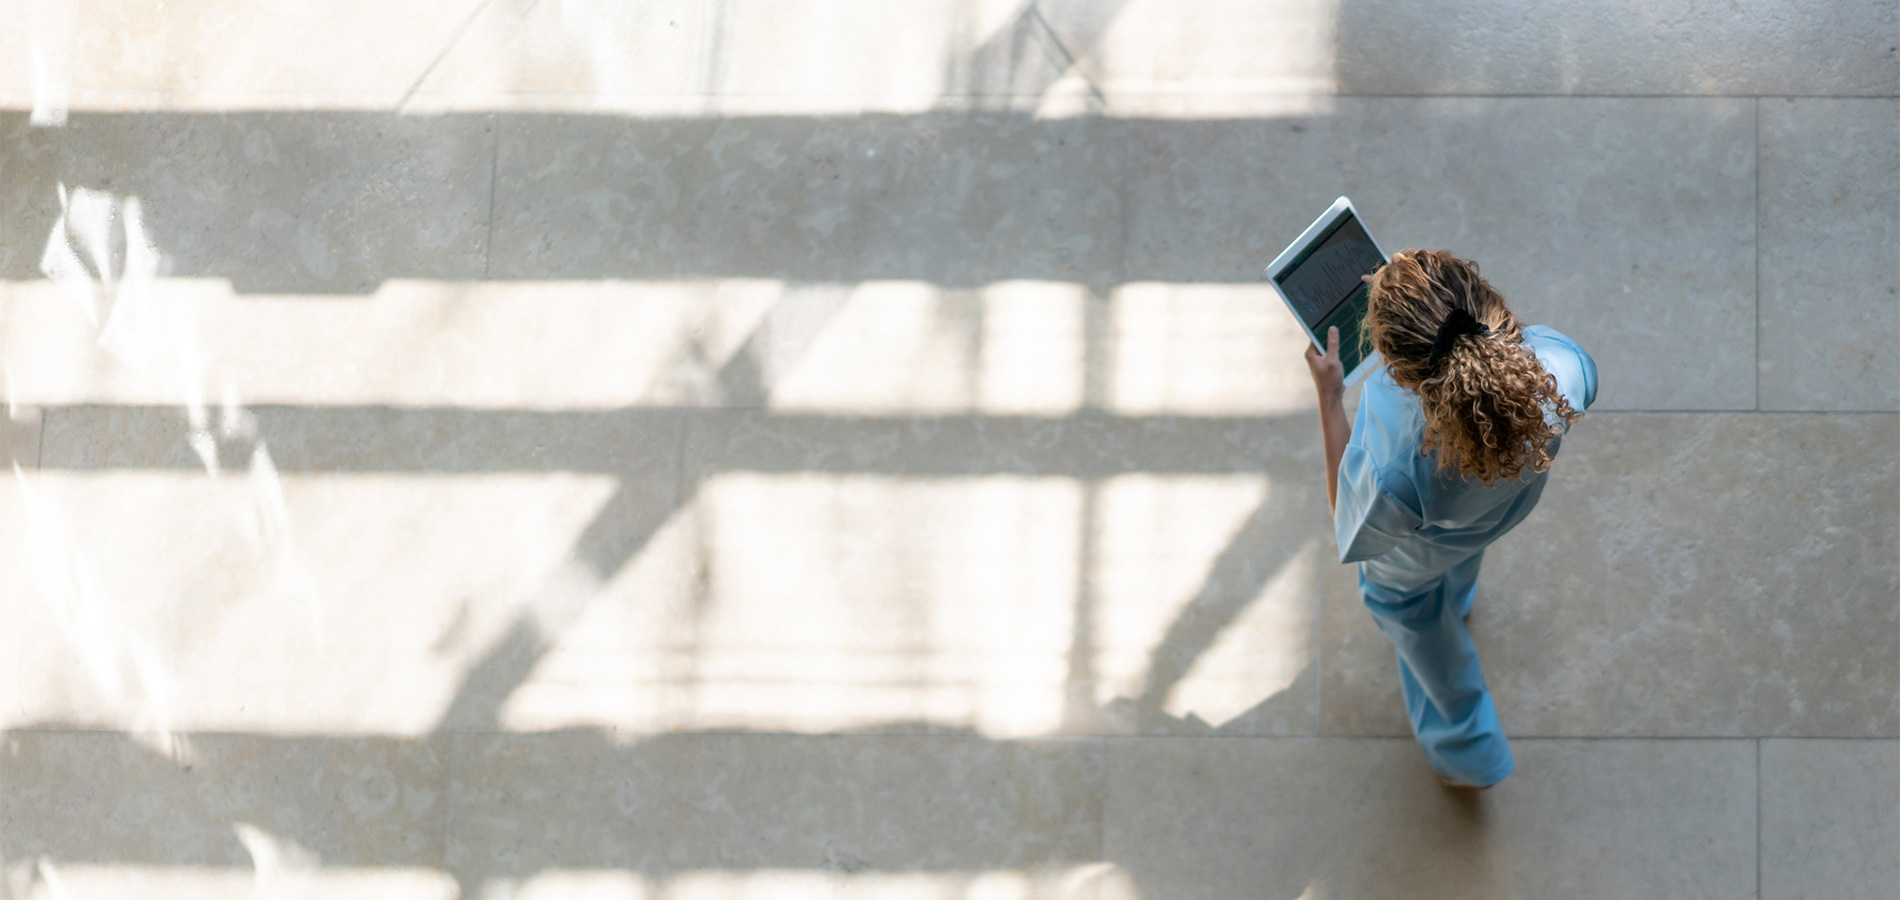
[1264,197,1390,386]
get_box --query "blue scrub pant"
[1360,550,1513,786]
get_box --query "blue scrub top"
[1335,325,1598,594]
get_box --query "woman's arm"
[1305,326,1351,515]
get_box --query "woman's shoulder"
[1522,325,1598,411]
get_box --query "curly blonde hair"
[1363,250,1579,486]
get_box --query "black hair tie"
[1425,308,1490,374]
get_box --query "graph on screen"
[1275,214,1385,327]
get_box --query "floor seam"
[395,0,497,111]
[1754,96,1763,412]
[1026,3,1107,109]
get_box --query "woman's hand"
[1305,326,1345,403]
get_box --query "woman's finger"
[1327,326,1339,357]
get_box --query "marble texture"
[1126,98,1759,410]
[445,733,1103,879]
[488,112,1121,287]
[1323,412,1900,738]
[1761,739,1900,900]
[1103,737,1757,900]
[1759,99,1900,412]
[1334,0,1900,96]
[0,731,449,867]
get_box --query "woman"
[1304,249,1597,788]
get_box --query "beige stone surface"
[1759,99,1900,412]
[414,0,1082,112]
[0,113,65,277]
[1043,0,1341,115]
[2,405,39,468]
[1103,737,1757,900]
[1761,739,1900,900]
[0,277,778,409]
[412,0,712,101]
[1126,98,1758,411]
[2,1,1896,895]
[445,733,1104,878]
[7,110,492,292]
[0,731,449,867]
[1323,413,1900,738]
[673,409,1326,737]
[1334,0,1900,96]
[15,404,686,735]
[70,0,489,96]
[488,111,1121,287]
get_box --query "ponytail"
[1364,250,1579,486]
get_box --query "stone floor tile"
[2,405,40,469]
[445,733,1103,883]
[0,277,771,410]
[1323,413,1900,738]
[17,405,687,735]
[0,731,450,870]
[0,113,66,279]
[414,0,709,100]
[1041,0,1338,116]
[1103,737,1757,900]
[421,0,1080,113]
[488,111,1121,288]
[1759,99,1900,412]
[1761,739,1900,900]
[1334,0,1900,96]
[70,0,489,96]
[6,110,492,292]
[668,409,1325,737]
[706,0,1060,110]
[1127,98,1757,410]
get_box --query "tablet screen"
[1273,212,1383,375]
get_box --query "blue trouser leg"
[1360,551,1513,786]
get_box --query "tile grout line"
[32,88,1900,101]
[1591,408,1899,415]
[36,407,46,468]
[1755,737,1763,900]
[6,727,1897,742]
[394,0,498,112]
[1026,3,1108,109]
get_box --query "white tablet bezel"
[1263,196,1389,387]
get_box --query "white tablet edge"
[1263,195,1389,387]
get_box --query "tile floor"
[0,1,1895,897]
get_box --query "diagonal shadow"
[1129,491,1320,726]
[429,292,852,732]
